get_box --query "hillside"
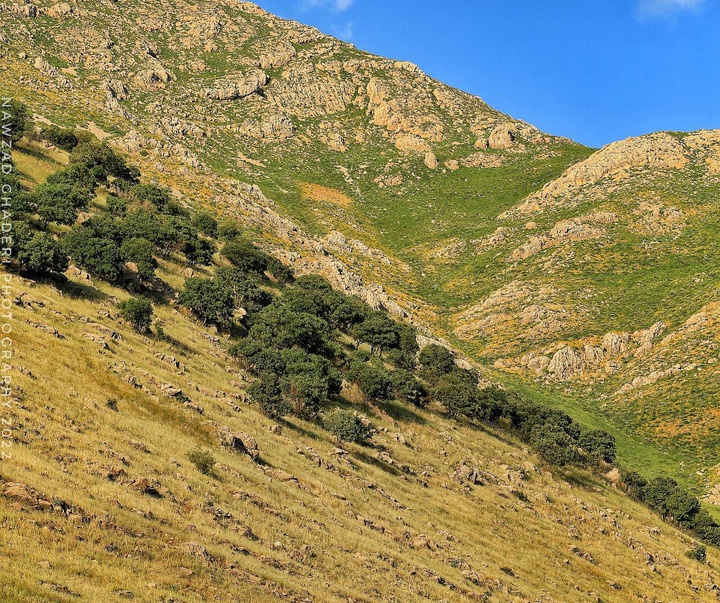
[4,0,719,488]
[3,0,720,600]
[1,138,719,603]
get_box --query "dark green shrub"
[4,99,28,142]
[178,277,235,327]
[187,448,215,475]
[418,344,455,380]
[191,211,218,238]
[119,297,153,332]
[433,370,479,418]
[324,410,373,444]
[217,219,242,241]
[34,182,92,226]
[530,425,577,466]
[221,239,270,274]
[40,125,78,151]
[248,373,289,419]
[351,311,399,354]
[132,183,171,211]
[121,237,157,281]
[686,545,706,563]
[62,225,124,282]
[579,430,617,464]
[15,229,69,276]
[106,195,128,216]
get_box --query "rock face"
[201,71,268,101]
[502,132,690,217]
[488,124,516,149]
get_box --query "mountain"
[3,0,720,600]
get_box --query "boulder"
[489,124,517,149]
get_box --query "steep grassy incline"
[2,0,720,516]
[2,142,720,603]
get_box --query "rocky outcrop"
[501,132,689,217]
[240,114,295,140]
[201,71,268,101]
[510,218,604,261]
[259,45,296,69]
[132,62,176,90]
[488,123,516,150]
[268,71,354,118]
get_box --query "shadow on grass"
[60,279,108,302]
[381,399,427,425]
[351,449,402,476]
[558,466,602,491]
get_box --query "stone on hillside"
[133,63,176,90]
[259,45,296,69]
[489,124,517,149]
[218,429,260,461]
[424,152,438,170]
[548,346,584,380]
[46,2,73,18]
[2,482,53,511]
[202,70,268,101]
[21,4,38,17]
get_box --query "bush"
[71,141,138,183]
[619,468,648,500]
[324,410,373,444]
[216,267,272,313]
[15,229,69,276]
[530,425,577,466]
[392,369,427,407]
[418,344,455,380]
[686,545,707,563]
[119,297,153,332]
[4,99,27,143]
[34,182,92,226]
[664,488,701,526]
[221,239,270,274]
[106,195,128,216]
[178,277,235,327]
[433,370,479,418]
[192,212,218,238]
[349,362,393,402]
[40,125,78,151]
[121,237,157,282]
[132,183,171,211]
[187,448,215,475]
[217,219,242,241]
[351,311,399,354]
[643,477,679,513]
[248,373,290,419]
[62,225,124,282]
[247,303,332,355]
[579,430,617,464]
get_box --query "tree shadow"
[381,399,427,425]
[60,279,108,302]
[351,450,402,476]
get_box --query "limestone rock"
[47,2,73,18]
[424,152,438,170]
[489,124,517,149]
[548,346,585,380]
[201,70,267,101]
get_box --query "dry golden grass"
[301,183,354,208]
[1,267,720,602]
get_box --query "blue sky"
[253,0,720,148]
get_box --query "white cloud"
[299,0,353,12]
[638,0,704,19]
[331,21,354,40]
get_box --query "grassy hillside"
[2,142,720,603]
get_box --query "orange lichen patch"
[301,183,353,207]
